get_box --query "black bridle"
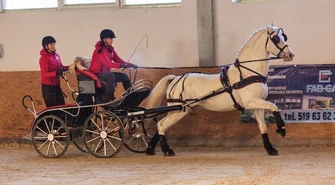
[265,28,288,58]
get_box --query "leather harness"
[166,58,268,113]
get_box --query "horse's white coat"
[147,24,295,135]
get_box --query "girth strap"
[233,75,267,89]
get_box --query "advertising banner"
[241,64,335,123]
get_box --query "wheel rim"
[72,128,88,153]
[31,115,69,158]
[83,110,124,158]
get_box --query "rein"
[234,56,282,80]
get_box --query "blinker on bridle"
[265,28,288,57]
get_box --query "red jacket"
[89,41,131,74]
[39,49,68,85]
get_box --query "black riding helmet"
[42,36,56,48]
[100,29,116,40]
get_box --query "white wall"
[0,0,334,71]
[0,0,197,71]
[214,0,335,66]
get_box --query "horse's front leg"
[245,98,285,137]
[273,111,286,137]
[253,109,278,156]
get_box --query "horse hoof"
[145,148,156,155]
[266,148,279,156]
[164,149,176,156]
[276,128,286,137]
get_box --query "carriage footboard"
[127,105,182,116]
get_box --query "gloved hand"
[129,63,138,69]
[120,63,128,69]
[56,67,67,76]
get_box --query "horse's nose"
[289,53,295,58]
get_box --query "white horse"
[145,23,295,156]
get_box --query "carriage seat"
[76,69,102,94]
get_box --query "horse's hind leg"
[145,130,176,156]
[253,109,278,156]
[155,111,188,156]
[146,131,159,155]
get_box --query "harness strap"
[168,74,188,100]
[233,75,267,89]
[225,87,245,112]
[234,59,244,80]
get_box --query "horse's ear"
[266,24,272,32]
[271,22,275,27]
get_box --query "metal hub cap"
[100,131,107,139]
[47,134,54,141]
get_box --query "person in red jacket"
[90,29,137,102]
[39,36,69,107]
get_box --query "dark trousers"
[41,84,65,107]
[97,72,131,101]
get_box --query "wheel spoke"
[36,126,48,135]
[51,118,55,131]
[52,142,58,156]
[125,136,134,145]
[106,138,117,151]
[37,140,49,150]
[107,135,122,141]
[44,119,51,133]
[34,136,48,140]
[141,134,148,148]
[54,139,65,149]
[103,139,107,156]
[46,142,51,156]
[94,139,103,153]
[87,135,101,144]
[85,129,100,136]
[106,126,120,134]
[91,118,102,132]
[55,125,64,133]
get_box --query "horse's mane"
[235,26,268,58]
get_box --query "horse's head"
[266,23,295,62]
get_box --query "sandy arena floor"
[1,145,335,185]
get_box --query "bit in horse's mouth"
[283,54,293,62]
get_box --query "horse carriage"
[22,56,173,158]
[23,23,295,158]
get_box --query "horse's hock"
[1,67,335,147]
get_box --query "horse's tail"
[146,74,176,109]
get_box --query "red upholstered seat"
[76,69,102,88]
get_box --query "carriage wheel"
[123,115,158,153]
[83,110,124,158]
[31,115,69,158]
[72,114,102,153]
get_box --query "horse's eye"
[271,35,280,44]
[282,34,288,42]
